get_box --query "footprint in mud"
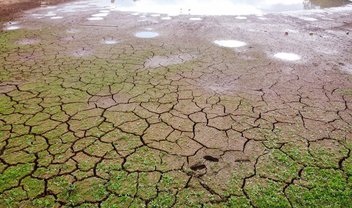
[203,155,219,162]
[190,163,206,171]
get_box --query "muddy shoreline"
[0,0,73,20]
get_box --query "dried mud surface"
[0,1,352,207]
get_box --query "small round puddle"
[135,31,159,38]
[274,52,301,61]
[214,40,247,48]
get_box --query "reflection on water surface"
[103,0,351,15]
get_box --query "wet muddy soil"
[0,0,73,19]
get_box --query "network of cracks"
[1,2,352,208]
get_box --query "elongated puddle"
[135,31,159,38]
[214,40,247,48]
[96,0,351,16]
[274,52,301,61]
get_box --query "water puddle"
[92,13,110,17]
[50,16,64,19]
[98,0,351,16]
[214,40,247,48]
[87,17,104,21]
[235,16,247,19]
[4,25,21,31]
[189,17,202,21]
[3,22,21,31]
[274,52,301,61]
[161,16,172,20]
[44,12,56,17]
[135,31,159,38]
[299,16,318,21]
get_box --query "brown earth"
[0,1,352,207]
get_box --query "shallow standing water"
[106,0,351,15]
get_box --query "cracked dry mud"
[1,2,352,208]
